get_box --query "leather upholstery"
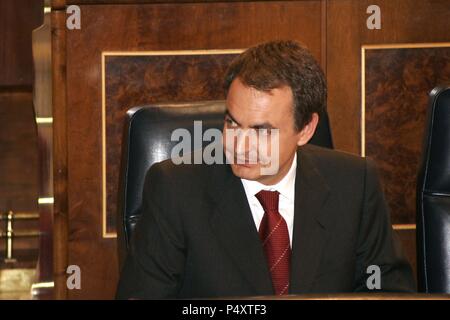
[117,100,333,266]
[417,86,450,293]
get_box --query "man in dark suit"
[116,40,415,299]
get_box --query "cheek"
[277,133,299,157]
[223,128,241,164]
[222,128,226,147]
[222,128,232,149]
[223,130,234,148]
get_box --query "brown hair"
[224,40,327,131]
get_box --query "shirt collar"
[241,152,297,203]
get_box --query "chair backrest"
[416,86,450,293]
[117,100,333,266]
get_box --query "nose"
[235,129,258,159]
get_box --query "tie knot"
[255,190,279,212]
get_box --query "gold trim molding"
[393,224,416,230]
[36,117,53,124]
[31,281,54,296]
[38,197,54,204]
[362,42,450,51]
[101,49,244,238]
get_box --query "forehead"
[226,79,293,116]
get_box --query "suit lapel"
[207,145,332,296]
[208,164,273,295]
[290,146,331,293]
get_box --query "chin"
[230,163,262,180]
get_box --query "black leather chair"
[117,100,333,267]
[416,86,450,293]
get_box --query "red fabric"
[256,190,291,295]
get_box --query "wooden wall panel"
[61,1,325,299]
[0,0,44,86]
[0,93,38,211]
[0,0,43,268]
[327,0,450,155]
[52,10,69,300]
[365,46,450,225]
[0,92,39,263]
[327,0,450,286]
[33,11,55,292]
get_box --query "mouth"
[234,160,258,168]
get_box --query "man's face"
[223,78,313,185]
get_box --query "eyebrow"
[224,110,241,127]
[225,109,276,130]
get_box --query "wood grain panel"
[60,0,303,5]
[51,10,68,300]
[327,0,450,281]
[0,0,44,86]
[327,0,450,155]
[0,92,39,262]
[103,52,238,236]
[0,92,39,212]
[364,46,450,224]
[0,0,44,274]
[62,1,324,299]
[33,11,55,294]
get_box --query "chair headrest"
[419,86,450,195]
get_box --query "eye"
[259,128,272,136]
[225,117,238,128]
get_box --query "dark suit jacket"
[116,144,416,299]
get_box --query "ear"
[296,113,319,146]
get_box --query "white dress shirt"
[241,153,297,246]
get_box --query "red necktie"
[256,190,291,295]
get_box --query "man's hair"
[224,40,327,131]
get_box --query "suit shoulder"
[302,144,366,165]
[146,157,214,186]
[300,144,368,178]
